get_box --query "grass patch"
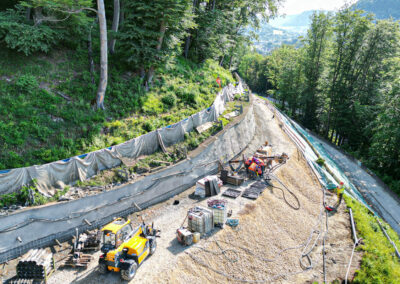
[344,195,400,283]
[0,48,234,171]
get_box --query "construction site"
[0,82,398,284]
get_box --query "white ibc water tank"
[188,206,214,235]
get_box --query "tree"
[96,0,107,109]
[21,0,108,109]
[118,0,195,88]
[186,0,280,64]
[108,0,119,54]
[301,12,332,130]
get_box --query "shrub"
[161,93,176,108]
[142,93,164,114]
[316,157,325,166]
[0,9,60,56]
[14,75,39,94]
[142,121,154,132]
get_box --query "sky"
[278,0,357,15]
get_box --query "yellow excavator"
[98,217,159,280]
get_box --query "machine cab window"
[101,218,133,253]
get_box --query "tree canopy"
[239,8,400,194]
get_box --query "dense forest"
[239,8,400,195]
[0,0,279,170]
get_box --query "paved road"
[307,132,400,235]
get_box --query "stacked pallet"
[17,249,54,280]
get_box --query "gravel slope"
[3,98,360,283]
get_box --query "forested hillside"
[0,0,279,170]
[251,23,301,54]
[239,9,400,195]
[354,0,400,19]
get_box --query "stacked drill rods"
[17,249,53,279]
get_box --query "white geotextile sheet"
[0,82,245,196]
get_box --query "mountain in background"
[251,23,302,55]
[353,0,400,20]
[268,10,321,34]
[249,10,319,54]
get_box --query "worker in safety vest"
[336,181,345,201]
[245,157,265,178]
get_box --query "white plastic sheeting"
[0,82,244,196]
[0,98,254,263]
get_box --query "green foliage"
[0,9,60,55]
[344,195,400,283]
[118,0,195,71]
[0,45,233,173]
[315,157,325,166]
[241,9,400,197]
[161,93,177,108]
[0,179,69,207]
[187,0,279,65]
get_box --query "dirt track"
[3,98,361,283]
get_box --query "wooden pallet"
[62,254,93,268]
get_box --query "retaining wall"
[0,95,255,263]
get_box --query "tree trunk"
[229,54,233,69]
[184,35,191,58]
[108,0,120,54]
[212,0,216,10]
[96,0,108,110]
[33,7,43,25]
[334,131,340,145]
[183,0,198,59]
[88,20,96,85]
[25,8,31,21]
[219,54,224,66]
[146,19,166,88]
[119,0,124,25]
[140,67,146,79]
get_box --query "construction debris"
[61,229,100,268]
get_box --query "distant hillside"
[251,23,301,54]
[269,10,322,34]
[354,0,400,20]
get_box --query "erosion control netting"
[268,103,371,211]
[0,82,245,196]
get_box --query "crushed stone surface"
[2,98,361,284]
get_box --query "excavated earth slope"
[2,98,361,283]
